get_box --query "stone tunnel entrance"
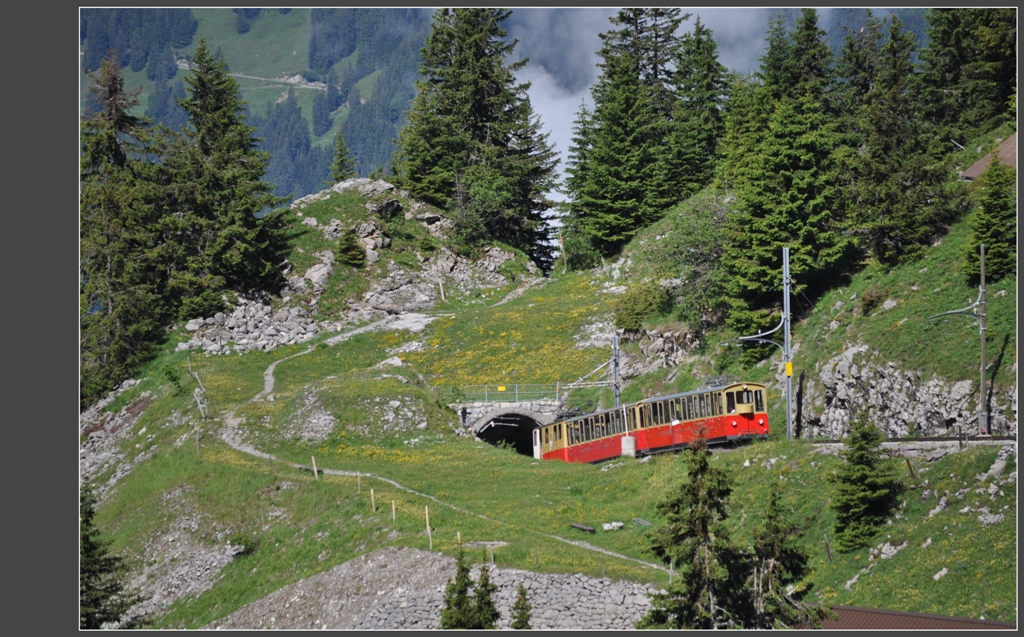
[474,413,540,457]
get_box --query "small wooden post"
[905,457,917,479]
[601,555,605,579]
[392,500,396,523]
[426,506,432,550]
[488,546,494,565]
[371,488,376,512]
[824,533,834,563]
[438,279,445,302]
[535,548,539,569]
[311,456,319,480]
[457,531,461,545]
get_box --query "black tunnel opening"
[476,414,540,457]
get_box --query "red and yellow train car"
[533,381,769,463]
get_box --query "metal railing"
[441,380,619,404]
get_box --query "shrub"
[613,282,670,331]
[337,228,367,268]
[858,287,886,315]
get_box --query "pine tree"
[963,159,1016,281]
[640,434,745,629]
[668,17,729,198]
[715,74,771,192]
[789,8,835,105]
[394,9,557,261]
[830,413,903,552]
[834,10,885,125]
[80,50,166,408]
[328,130,357,183]
[758,13,797,102]
[578,50,671,254]
[852,15,965,266]
[748,481,830,629]
[81,483,148,628]
[723,94,853,340]
[440,545,476,629]
[312,90,332,137]
[919,9,1017,140]
[472,565,501,629]
[159,39,287,319]
[510,582,532,629]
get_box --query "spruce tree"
[160,39,287,319]
[715,74,771,192]
[748,481,830,629]
[963,159,1016,281]
[668,17,729,198]
[81,483,148,628]
[394,9,557,262]
[472,565,501,629]
[789,8,835,106]
[510,582,532,629]
[852,15,965,266]
[830,413,903,552]
[312,90,332,137]
[758,13,797,102]
[328,129,357,183]
[440,545,475,629]
[723,93,853,362]
[80,50,166,408]
[641,434,745,629]
[578,50,671,254]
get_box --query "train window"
[698,394,707,418]
[726,392,736,413]
[712,393,720,416]
[543,428,549,444]
[738,390,753,404]
[755,390,765,412]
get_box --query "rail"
[442,380,617,404]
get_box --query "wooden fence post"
[426,506,432,550]
[824,533,834,563]
[311,456,319,480]
[371,488,376,512]
[392,500,396,523]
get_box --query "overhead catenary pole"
[613,334,621,408]
[928,244,989,435]
[783,247,793,441]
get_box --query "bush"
[337,228,367,268]
[859,287,886,315]
[613,282,670,331]
[177,289,226,321]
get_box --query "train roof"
[548,381,766,425]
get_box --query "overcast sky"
[502,8,788,201]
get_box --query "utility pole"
[612,334,621,408]
[929,244,989,435]
[721,248,794,440]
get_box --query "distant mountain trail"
[252,315,398,401]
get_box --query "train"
[532,380,769,463]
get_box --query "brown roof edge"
[961,131,1018,180]
[820,604,1018,630]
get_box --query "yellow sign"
[785,362,793,377]
[497,386,506,392]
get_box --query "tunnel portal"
[475,413,540,457]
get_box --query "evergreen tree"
[394,9,558,262]
[440,545,475,629]
[510,582,532,629]
[919,9,1017,140]
[669,17,729,198]
[963,159,1016,281]
[789,8,835,105]
[80,483,148,628]
[80,50,166,408]
[834,10,885,123]
[830,413,903,552]
[748,481,831,629]
[472,565,501,629]
[723,93,853,362]
[312,90,332,137]
[562,100,596,222]
[715,74,771,192]
[578,51,672,254]
[328,129,357,183]
[160,39,287,319]
[852,15,965,266]
[641,433,745,629]
[758,13,797,102]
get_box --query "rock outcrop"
[177,297,319,355]
[798,345,1017,438]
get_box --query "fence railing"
[439,380,618,404]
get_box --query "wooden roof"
[819,605,1017,630]
[961,131,1018,180]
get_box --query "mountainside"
[79,170,1016,627]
